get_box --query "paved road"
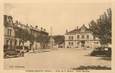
[4,48,111,71]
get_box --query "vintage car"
[90,47,111,57]
[4,48,24,58]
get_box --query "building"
[4,15,49,52]
[65,24,100,49]
[4,15,16,50]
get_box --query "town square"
[3,2,112,71]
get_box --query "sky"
[4,2,111,35]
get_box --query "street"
[4,48,111,71]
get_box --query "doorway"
[81,40,85,47]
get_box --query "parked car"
[90,47,111,57]
[4,49,19,58]
[4,49,24,58]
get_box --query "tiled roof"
[65,24,91,35]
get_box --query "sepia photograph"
[1,0,114,72]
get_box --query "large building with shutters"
[65,24,100,49]
[4,15,49,52]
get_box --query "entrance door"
[81,41,85,47]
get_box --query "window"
[71,42,73,45]
[71,36,73,40]
[7,29,12,36]
[69,42,71,45]
[9,29,12,36]
[15,40,17,45]
[77,35,79,39]
[82,35,84,39]
[87,35,89,39]
[94,36,96,40]
[7,29,9,35]
[94,42,98,44]
[68,42,73,45]
[69,36,70,40]
[6,40,9,45]
[69,36,73,40]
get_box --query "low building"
[65,24,100,49]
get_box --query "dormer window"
[80,24,87,32]
[81,28,85,32]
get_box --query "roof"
[65,24,91,35]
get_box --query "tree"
[53,35,65,44]
[89,8,112,45]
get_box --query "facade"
[4,15,49,52]
[65,24,100,49]
[4,15,16,50]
